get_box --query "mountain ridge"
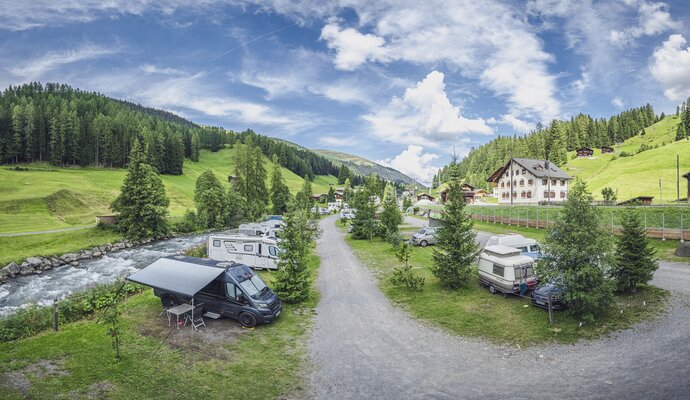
[313,148,422,187]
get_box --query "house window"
[543,191,549,198]
[521,191,526,198]
[560,191,566,198]
[500,182,504,188]
[244,244,253,252]
[513,180,517,186]
[519,179,524,187]
[551,191,556,198]
[542,179,547,185]
[513,192,517,198]
[561,180,566,186]
[526,191,532,198]
[528,179,533,185]
[516,169,520,175]
[493,264,505,277]
[551,179,557,186]
[522,169,526,174]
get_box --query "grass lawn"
[0,255,320,399]
[345,230,668,346]
[0,228,123,266]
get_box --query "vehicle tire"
[489,285,497,295]
[420,240,428,247]
[161,294,178,308]
[239,312,257,328]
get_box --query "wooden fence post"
[53,298,59,332]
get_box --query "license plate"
[535,301,545,305]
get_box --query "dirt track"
[306,215,690,399]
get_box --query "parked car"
[478,245,537,294]
[531,282,566,309]
[411,226,439,247]
[318,207,330,215]
[340,209,356,220]
[485,234,541,259]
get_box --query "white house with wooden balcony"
[487,158,573,205]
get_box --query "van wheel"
[161,295,178,308]
[239,312,257,328]
[420,240,428,247]
[489,285,497,295]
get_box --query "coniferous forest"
[432,104,658,189]
[0,82,344,180]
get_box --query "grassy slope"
[0,256,320,400]
[562,115,690,202]
[0,148,338,234]
[343,223,667,346]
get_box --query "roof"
[618,196,654,205]
[601,145,614,149]
[683,172,690,179]
[487,158,572,183]
[484,245,522,256]
[127,256,226,297]
[576,147,593,151]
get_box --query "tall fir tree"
[111,140,170,239]
[272,204,316,303]
[194,169,226,229]
[676,122,687,141]
[431,180,479,289]
[380,182,402,242]
[611,208,658,293]
[338,165,351,184]
[270,156,291,214]
[295,175,314,210]
[350,187,377,240]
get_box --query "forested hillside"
[313,149,419,186]
[0,82,341,180]
[436,104,659,189]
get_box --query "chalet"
[312,194,327,202]
[601,146,614,154]
[440,182,475,204]
[96,215,117,225]
[417,193,435,202]
[684,172,690,202]
[487,158,573,205]
[227,175,238,182]
[618,196,654,206]
[576,147,594,157]
[474,188,489,198]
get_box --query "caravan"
[238,222,282,240]
[478,245,537,294]
[207,234,280,270]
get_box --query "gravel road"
[306,215,690,399]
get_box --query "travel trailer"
[207,234,280,270]
[478,245,537,294]
[485,234,540,258]
[238,222,281,239]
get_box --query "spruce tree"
[676,123,687,141]
[327,186,336,202]
[338,165,351,184]
[194,169,226,229]
[431,180,479,289]
[611,208,658,293]
[295,175,314,210]
[380,183,402,242]
[541,179,614,321]
[270,157,291,214]
[190,132,200,162]
[273,204,315,303]
[111,140,170,239]
[350,188,377,240]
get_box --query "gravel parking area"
[306,215,690,399]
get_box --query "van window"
[200,280,219,296]
[529,245,539,252]
[517,246,528,252]
[492,264,504,277]
[213,239,221,247]
[226,282,237,298]
[244,244,253,252]
[268,246,278,257]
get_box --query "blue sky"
[1,1,690,184]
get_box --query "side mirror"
[236,293,246,302]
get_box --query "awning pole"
[191,297,194,342]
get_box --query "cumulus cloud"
[318,136,356,147]
[650,34,690,100]
[611,97,626,108]
[377,145,440,185]
[320,20,390,70]
[610,1,680,46]
[363,71,492,146]
[488,114,532,133]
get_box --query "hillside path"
[306,215,690,399]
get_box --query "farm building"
[96,215,117,225]
[618,196,654,206]
[684,172,690,202]
[417,193,435,202]
[576,147,594,157]
[487,158,573,205]
[440,182,476,204]
[601,146,614,154]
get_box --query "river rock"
[80,250,92,259]
[125,243,132,248]
[50,258,62,267]
[19,263,34,276]
[61,253,79,263]
[676,243,690,257]
[70,261,79,267]
[25,256,43,267]
[93,251,102,258]
[5,262,20,276]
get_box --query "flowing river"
[0,232,213,318]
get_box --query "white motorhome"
[207,234,281,270]
[327,202,340,212]
[478,245,537,294]
[239,223,281,239]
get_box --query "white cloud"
[8,43,121,80]
[377,145,440,185]
[650,34,690,100]
[572,68,591,92]
[488,114,532,133]
[611,97,626,109]
[363,71,492,147]
[610,1,681,46]
[140,64,187,76]
[318,136,356,147]
[319,20,390,70]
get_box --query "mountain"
[313,149,422,186]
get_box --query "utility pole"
[677,154,680,205]
[659,178,663,204]
[510,146,514,206]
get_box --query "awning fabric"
[127,256,225,297]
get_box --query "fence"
[466,205,689,241]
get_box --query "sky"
[1,1,690,185]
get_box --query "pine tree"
[270,156,291,214]
[430,180,479,289]
[272,204,315,303]
[676,123,687,141]
[611,208,658,293]
[48,116,63,165]
[541,179,614,321]
[194,169,226,229]
[111,140,170,239]
[380,183,402,243]
[350,188,377,240]
[338,165,350,184]
[190,132,200,162]
[327,186,336,202]
[295,175,314,210]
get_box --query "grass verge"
[0,255,320,400]
[345,233,668,346]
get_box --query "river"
[0,232,212,318]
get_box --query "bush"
[0,281,145,342]
[620,151,632,157]
[390,243,425,291]
[184,243,207,258]
[172,210,199,233]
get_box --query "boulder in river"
[19,263,34,276]
[25,257,43,267]
[4,262,20,276]
[61,253,79,263]
[70,261,79,267]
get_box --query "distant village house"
[576,147,594,157]
[487,158,573,205]
[417,193,435,202]
[601,146,614,154]
[684,172,690,202]
[618,196,654,206]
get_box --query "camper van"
[238,223,281,239]
[478,245,537,294]
[411,226,439,247]
[207,234,280,270]
[485,234,540,259]
[130,256,282,328]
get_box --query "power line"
[211,23,294,61]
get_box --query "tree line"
[432,104,657,189]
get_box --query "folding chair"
[185,303,206,331]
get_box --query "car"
[411,226,438,247]
[531,282,566,309]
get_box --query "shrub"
[619,151,632,157]
[390,243,425,291]
[173,210,199,233]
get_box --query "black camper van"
[129,256,282,328]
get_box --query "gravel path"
[307,215,690,399]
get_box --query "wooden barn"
[684,172,690,202]
[440,183,475,204]
[417,193,435,202]
[576,147,594,157]
[601,146,614,154]
[618,196,654,206]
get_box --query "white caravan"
[207,234,280,270]
[478,245,537,294]
[238,223,281,239]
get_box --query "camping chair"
[185,303,206,331]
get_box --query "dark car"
[531,282,566,310]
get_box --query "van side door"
[223,282,247,319]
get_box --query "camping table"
[166,303,194,329]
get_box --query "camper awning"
[127,256,225,297]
